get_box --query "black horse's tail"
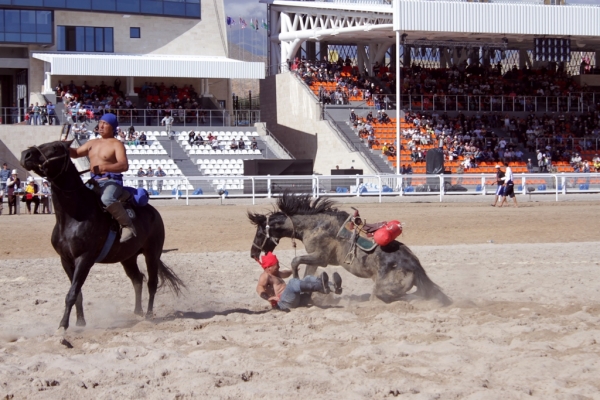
[157,260,186,296]
[414,266,452,306]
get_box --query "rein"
[32,145,88,191]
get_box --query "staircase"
[156,136,213,193]
[324,106,395,174]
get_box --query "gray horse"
[248,193,451,305]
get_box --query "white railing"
[117,172,599,204]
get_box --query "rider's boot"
[332,272,343,295]
[106,202,137,243]
[299,273,330,295]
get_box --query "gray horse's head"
[248,211,285,260]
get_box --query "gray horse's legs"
[291,253,325,279]
[59,257,87,328]
[371,269,414,303]
[59,260,93,330]
[121,255,145,317]
[143,252,160,319]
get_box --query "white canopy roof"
[32,52,265,80]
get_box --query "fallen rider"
[256,252,343,311]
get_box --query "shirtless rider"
[68,113,136,242]
[256,252,343,311]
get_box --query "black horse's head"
[248,211,288,260]
[21,141,72,179]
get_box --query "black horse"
[21,141,184,331]
[249,193,451,305]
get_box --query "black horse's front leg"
[59,257,93,331]
[290,253,325,279]
[59,257,87,329]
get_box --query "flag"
[262,20,268,30]
[250,19,255,30]
[240,18,247,28]
[254,19,259,31]
[226,16,235,26]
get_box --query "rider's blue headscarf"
[100,113,119,136]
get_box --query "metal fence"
[535,137,600,152]
[111,172,600,204]
[0,108,262,127]
[340,93,600,113]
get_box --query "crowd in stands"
[56,79,211,125]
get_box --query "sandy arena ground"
[0,196,599,399]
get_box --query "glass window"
[36,10,52,33]
[66,0,91,9]
[15,0,43,5]
[36,33,51,42]
[57,25,65,50]
[0,0,10,5]
[5,32,19,41]
[44,0,66,6]
[185,3,199,18]
[21,32,35,41]
[164,0,185,17]
[141,0,162,15]
[117,0,140,13]
[20,10,36,33]
[0,10,3,32]
[92,0,115,11]
[94,26,103,51]
[5,10,20,32]
[85,26,94,51]
[130,27,140,38]
[104,27,113,52]
[75,26,84,51]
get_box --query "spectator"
[402,164,413,187]
[155,166,166,192]
[526,158,534,173]
[161,113,174,137]
[238,138,245,150]
[137,167,146,188]
[24,177,40,214]
[229,139,238,150]
[188,130,196,145]
[0,163,9,214]
[6,169,20,215]
[251,137,258,150]
[498,162,518,208]
[138,131,147,145]
[146,166,154,190]
[46,102,57,125]
[490,164,505,207]
[39,180,51,214]
[593,154,600,172]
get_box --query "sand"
[0,198,599,399]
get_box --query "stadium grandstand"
[1,0,600,202]
[259,0,600,191]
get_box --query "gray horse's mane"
[276,193,347,219]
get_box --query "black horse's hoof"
[76,319,86,327]
[134,309,144,317]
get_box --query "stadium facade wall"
[0,126,61,177]
[260,73,373,175]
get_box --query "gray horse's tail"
[157,260,186,296]
[414,266,452,306]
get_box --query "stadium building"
[0,0,263,116]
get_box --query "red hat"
[260,252,278,269]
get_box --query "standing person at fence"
[68,113,137,242]
[6,170,20,215]
[498,161,518,208]
[490,164,505,207]
[0,163,10,214]
[161,113,174,138]
[155,166,166,192]
[256,252,342,311]
[40,180,51,214]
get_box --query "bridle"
[252,213,298,255]
[252,214,280,252]
[32,144,70,180]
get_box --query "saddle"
[337,208,403,264]
[336,208,386,253]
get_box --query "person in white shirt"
[498,162,518,208]
[161,114,174,137]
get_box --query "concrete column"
[519,49,531,69]
[389,44,396,69]
[403,45,411,67]
[203,79,210,96]
[439,47,447,68]
[126,76,137,98]
[306,41,316,61]
[357,44,367,74]
[321,42,329,61]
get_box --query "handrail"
[264,126,296,159]
[323,110,382,173]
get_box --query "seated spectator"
[367,132,375,149]
[350,109,357,123]
[24,177,40,214]
[230,139,238,150]
[250,137,258,150]
[593,154,600,172]
[239,138,245,150]
[188,130,196,144]
[138,131,147,145]
[210,137,220,150]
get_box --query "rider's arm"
[256,273,270,301]
[278,269,293,279]
[69,144,90,159]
